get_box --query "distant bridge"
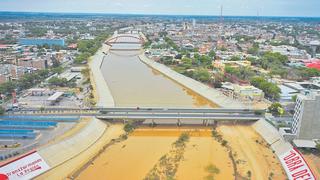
[105,34,144,46]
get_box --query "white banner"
[0,151,50,180]
[279,148,315,180]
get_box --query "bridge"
[105,34,145,46]
[6,107,265,125]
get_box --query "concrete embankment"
[138,54,245,108]
[35,118,107,179]
[89,44,115,108]
[252,119,292,156]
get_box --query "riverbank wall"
[89,44,115,108]
[138,54,245,108]
[252,119,292,156]
[35,118,107,179]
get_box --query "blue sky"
[0,0,319,17]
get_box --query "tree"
[181,57,193,68]
[208,50,216,58]
[230,55,241,61]
[0,81,16,95]
[225,66,255,81]
[124,122,135,133]
[199,55,212,65]
[81,68,90,78]
[48,77,68,87]
[248,43,259,55]
[251,77,281,100]
[193,68,211,82]
[292,95,297,102]
[0,107,4,115]
[316,143,320,151]
[268,102,284,116]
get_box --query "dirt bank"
[217,124,286,179]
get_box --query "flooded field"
[77,125,286,180]
[78,127,233,180]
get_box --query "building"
[234,85,264,101]
[221,82,264,101]
[19,38,65,46]
[291,93,320,140]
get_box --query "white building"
[291,93,320,140]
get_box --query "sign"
[279,148,316,180]
[0,151,50,180]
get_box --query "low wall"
[89,44,115,108]
[252,119,292,156]
[37,118,107,168]
[253,119,291,177]
[138,54,245,108]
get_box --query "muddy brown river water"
[78,38,285,179]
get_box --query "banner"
[0,151,50,180]
[279,148,316,180]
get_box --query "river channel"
[101,40,217,108]
[78,36,285,179]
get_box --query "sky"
[0,0,319,17]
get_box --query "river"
[77,35,285,180]
[101,40,217,108]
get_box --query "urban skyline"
[0,0,320,17]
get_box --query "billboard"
[0,151,50,180]
[279,148,316,180]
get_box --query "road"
[4,107,264,121]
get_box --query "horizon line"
[0,10,320,19]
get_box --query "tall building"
[291,93,320,140]
[192,19,196,28]
[309,40,320,58]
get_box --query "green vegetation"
[230,55,241,61]
[204,164,220,180]
[316,143,320,152]
[47,77,75,87]
[269,172,274,180]
[247,170,252,178]
[193,68,211,83]
[0,107,4,115]
[39,107,45,112]
[296,67,320,79]
[268,102,285,116]
[123,122,136,133]
[0,69,50,95]
[247,43,259,55]
[194,53,212,66]
[254,110,265,116]
[159,56,175,65]
[291,95,297,102]
[144,133,190,180]
[174,133,190,147]
[225,66,255,81]
[250,76,281,100]
[209,50,216,58]
[164,37,179,50]
[249,51,288,70]
[143,35,152,48]
[74,33,109,64]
